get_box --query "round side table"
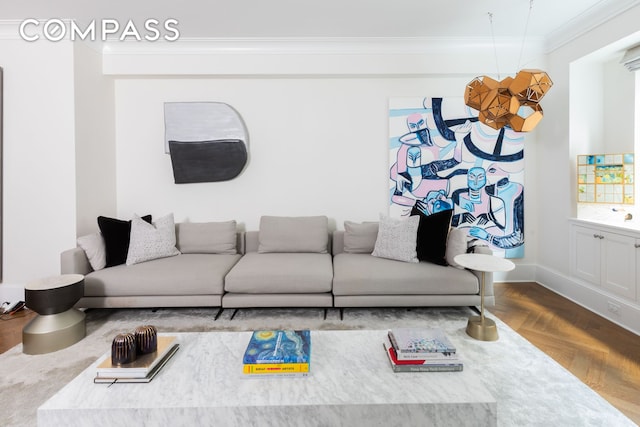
[22,274,86,354]
[454,253,515,341]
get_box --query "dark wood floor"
[1,282,639,423]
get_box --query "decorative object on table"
[111,333,137,365]
[242,330,311,377]
[577,153,634,204]
[463,3,553,132]
[164,102,248,183]
[97,335,179,383]
[134,325,158,355]
[22,274,86,355]
[454,253,515,341]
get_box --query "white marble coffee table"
[38,330,497,426]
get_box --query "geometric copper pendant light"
[464,69,553,132]
[464,2,553,132]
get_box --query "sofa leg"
[323,309,327,320]
[230,308,239,320]
[213,308,223,321]
[340,308,344,321]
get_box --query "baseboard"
[535,265,640,336]
[495,263,536,283]
[0,283,25,304]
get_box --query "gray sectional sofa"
[61,215,494,312]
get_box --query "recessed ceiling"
[1,0,638,47]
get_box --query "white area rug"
[1,306,635,426]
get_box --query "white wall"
[537,5,640,333]
[543,5,640,276]
[0,38,77,294]
[113,73,539,266]
[73,42,117,236]
[603,55,635,153]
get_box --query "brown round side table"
[22,274,86,354]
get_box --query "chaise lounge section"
[61,220,243,308]
[332,229,492,308]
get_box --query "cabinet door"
[601,231,637,300]
[571,225,601,285]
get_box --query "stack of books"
[242,330,311,377]
[384,328,463,372]
[94,335,179,383]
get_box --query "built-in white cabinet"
[570,221,638,301]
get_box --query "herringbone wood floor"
[492,282,640,425]
[1,283,639,423]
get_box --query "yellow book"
[243,362,310,374]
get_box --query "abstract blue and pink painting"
[388,97,525,258]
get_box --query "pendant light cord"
[517,0,534,71]
[488,12,500,80]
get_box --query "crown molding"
[102,36,546,57]
[545,0,640,52]
[0,20,23,39]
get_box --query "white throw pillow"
[445,227,469,269]
[126,213,181,265]
[371,214,419,263]
[77,232,106,271]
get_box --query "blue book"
[243,330,311,364]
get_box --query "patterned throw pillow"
[126,213,180,265]
[371,214,419,263]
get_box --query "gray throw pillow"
[176,221,237,254]
[77,232,106,271]
[344,221,379,254]
[446,227,469,269]
[371,214,419,263]
[258,216,328,253]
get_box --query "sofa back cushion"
[343,221,378,254]
[176,220,238,254]
[258,216,329,253]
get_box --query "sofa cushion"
[84,253,241,297]
[258,216,328,253]
[98,214,152,267]
[332,253,478,295]
[411,207,453,265]
[343,221,378,254]
[176,221,237,254]
[77,232,106,271]
[225,252,333,293]
[126,213,181,265]
[372,214,419,263]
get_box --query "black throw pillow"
[410,207,453,265]
[97,215,152,267]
